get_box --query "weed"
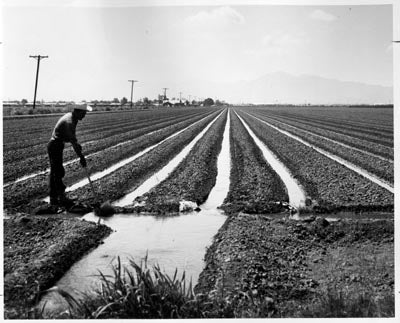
[300,288,394,318]
[37,256,393,319]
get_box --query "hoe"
[84,166,115,219]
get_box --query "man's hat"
[74,104,93,112]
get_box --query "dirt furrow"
[4,111,213,183]
[237,110,393,213]
[3,215,112,318]
[66,111,221,208]
[4,111,221,212]
[260,112,393,147]
[137,110,228,212]
[253,112,393,160]
[221,110,288,215]
[248,112,394,184]
[195,214,394,317]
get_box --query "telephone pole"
[128,80,138,108]
[29,55,48,109]
[179,92,183,103]
[162,88,168,100]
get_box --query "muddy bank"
[3,213,112,319]
[195,213,394,317]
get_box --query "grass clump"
[86,256,203,318]
[300,287,394,318]
[40,256,275,319]
[38,256,393,319]
[41,256,219,319]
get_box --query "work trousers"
[47,139,66,200]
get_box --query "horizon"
[2,0,396,104]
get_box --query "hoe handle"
[84,167,99,204]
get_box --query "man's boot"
[50,196,60,206]
[59,194,75,209]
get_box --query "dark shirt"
[51,112,78,144]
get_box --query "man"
[47,105,92,207]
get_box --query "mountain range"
[201,72,393,105]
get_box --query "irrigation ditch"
[39,109,232,315]
[245,112,394,189]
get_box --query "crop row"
[237,109,393,213]
[249,111,393,161]
[3,108,203,138]
[4,110,222,211]
[4,110,215,183]
[248,106,393,143]
[3,110,161,146]
[4,113,172,152]
[253,110,393,148]
[136,110,228,213]
[66,110,225,209]
[3,109,209,153]
[246,112,394,184]
[249,106,393,133]
[3,109,209,160]
[221,110,288,215]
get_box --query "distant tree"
[143,97,150,105]
[215,100,224,106]
[203,98,214,106]
[21,99,28,106]
[121,97,128,105]
[113,98,120,103]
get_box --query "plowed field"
[3,105,394,318]
[3,106,393,214]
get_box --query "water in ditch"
[235,112,307,209]
[41,113,214,202]
[248,113,393,193]
[113,110,224,206]
[40,111,231,314]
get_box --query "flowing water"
[41,113,215,202]
[235,111,307,209]
[40,111,231,313]
[247,112,394,193]
[255,113,393,163]
[114,110,224,206]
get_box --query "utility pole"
[29,55,48,109]
[128,80,138,108]
[162,88,168,100]
[179,92,182,103]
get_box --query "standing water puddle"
[40,111,231,313]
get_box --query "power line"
[29,55,48,109]
[162,88,168,100]
[128,80,138,108]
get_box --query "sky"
[1,0,397,103]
